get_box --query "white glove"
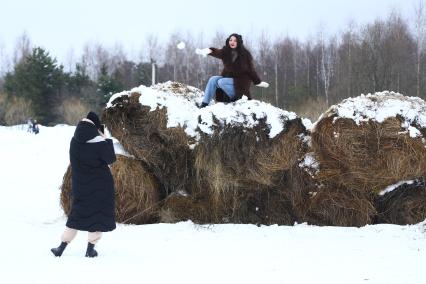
[256,81,269,88]
[195,48,212,57]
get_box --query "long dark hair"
[222,33,253,68]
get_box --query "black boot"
[197,102,209,108]
[51,242,68,257]
[85,242,98,258]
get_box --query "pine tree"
[96,63,122,106]
[4,47,64,123]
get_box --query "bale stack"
[305,92,426,226]
[60,155,161,224]
[101,82,309,225]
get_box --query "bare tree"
[13,32,32,65]
[319,32,335,106]
[414,0,426,97]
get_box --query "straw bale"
[376,178,426,225]
[283,160,377,227]
[103,92,196,195]
[312,115,426,194]
[111,155,160,224]
[194,117,307,200]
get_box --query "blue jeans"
[202,76,235,104]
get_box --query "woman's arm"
[208,48,224,59]
[247,60,262,85]
[99,138,116,165]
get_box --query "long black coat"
[66,120,117,232]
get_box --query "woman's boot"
[51,242,68,257]
[85,242,98,258]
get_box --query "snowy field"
[0,124,425,284]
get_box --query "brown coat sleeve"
[247,60,261,85]
[209,47,224,60]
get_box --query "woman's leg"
[51,227,77,256]
[61,227,78,243]
[217,78,236,100]
[202,76,223,104]
[88,232,102,244]
[86,232,102,257]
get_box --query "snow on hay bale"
[60,155,160,224]
[376,178,426,225]
[311,92,426,194]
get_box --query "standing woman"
[196,33,269,108]
[51,111,116,258]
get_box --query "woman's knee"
[217,78,232,89]
[208,76,221,83]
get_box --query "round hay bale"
[376,178,426,225]
[111,155,160,224]
[284,155,377,227]
[194,113,308,199]
[103,82,200,195]
[311,92,426,194]
[59,155,161,224]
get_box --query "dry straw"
[311,115,426,194]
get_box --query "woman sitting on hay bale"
[196,33,269,108]
[51,111,116,258]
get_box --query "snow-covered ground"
[1,124,426,284]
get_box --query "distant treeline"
[1,8,426,125]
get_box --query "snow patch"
[316,91,426,137]
[107,82,300,143]
[379,180,415,196]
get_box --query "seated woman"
[196,33,269,108]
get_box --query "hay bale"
[111,155,160,224]
[285,156,377,227]
[60,155,161,224]
[311,92,426,194]
[376,178,426,224]
[103,82,201,195]
[193,102,308,198]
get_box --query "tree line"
[0,7,425,125]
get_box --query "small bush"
[55,97,90,125]
[4,95,34,125]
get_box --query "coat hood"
[73,120,99,143]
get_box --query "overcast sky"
[0,0,422,65]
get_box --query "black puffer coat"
[66,120,116,232]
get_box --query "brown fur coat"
[209,47,261,101]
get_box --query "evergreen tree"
[4,47,64,123]
[97,63,123,106]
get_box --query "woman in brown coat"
[196,33,269,108]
